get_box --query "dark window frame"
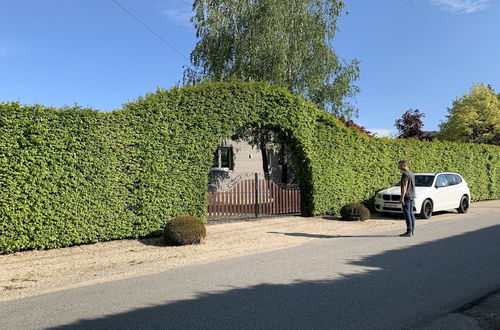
[212,147,234,170]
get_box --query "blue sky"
[1,0,499,136]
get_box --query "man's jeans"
[402,197,416,233]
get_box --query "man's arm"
[399,175,408,204]
[399,180,408,204]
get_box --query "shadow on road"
[48,225,500,330]
[322,210,457,222]
[267,231,397,238]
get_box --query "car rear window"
[415,175,435,187]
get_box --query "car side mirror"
[435,183,446,188]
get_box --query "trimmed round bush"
[163,215,207,246]
[340,203,370,221]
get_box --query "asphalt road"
[2,208,500,330]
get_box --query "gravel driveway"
[1,200,498,303]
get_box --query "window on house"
[266,149,275,169]
[212,147,233,170]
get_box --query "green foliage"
[438,84,500,145]
[340,203,370,221]
[163,215,207,246]
[0,103,138,254]
[311,111,499,214]
[186,0,360,117]
[1,82,499,254]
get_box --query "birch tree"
[185,0,360,117]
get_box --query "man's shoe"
[412,232,415,236]
[399,232,412,237]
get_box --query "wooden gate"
[207,173,301,219]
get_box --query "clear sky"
[1,0,499,136]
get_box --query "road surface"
[2,206,500,329]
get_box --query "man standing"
[398,160,416,237]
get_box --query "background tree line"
[182,0,499,146]
[394,84,499,146]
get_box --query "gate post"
[254,173,259,218]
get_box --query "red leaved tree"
[338,116,372,136]
[394,109,425,139]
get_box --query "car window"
[445,174,456,186]
[415,175,435,187]
[436,175,448,187]
[454,174,462,184]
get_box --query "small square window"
[213,147,233,170]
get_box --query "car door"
[433,174,454,210]
[445,174,462,208]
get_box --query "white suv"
[374,172,471,219]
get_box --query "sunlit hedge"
[311,112,499,214]
[1,82,498,253]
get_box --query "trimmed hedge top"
[1,82,499,253]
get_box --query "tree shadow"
[321,214,402,221]
[36,225,500,330]
[267,231,397,239]
[323,210,459,222]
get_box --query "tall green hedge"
[311,112,499,214]
[1,82,499,253]
[0,104,137,253]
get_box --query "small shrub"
[340,203,370,221]
[163,215,207,246]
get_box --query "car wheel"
[419,199,433,219]
[457,195,470,214]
